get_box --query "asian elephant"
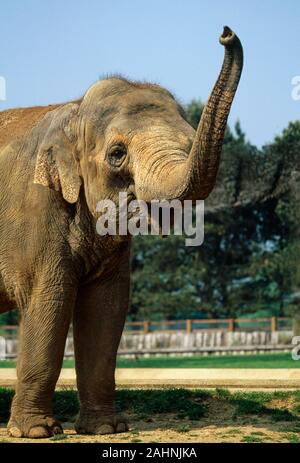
[0,26,243,437]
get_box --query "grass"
[0,353,299,369]
[49,434,68,441]
[1,388,300,443]
[1,387,300,427]
[115,389,207,420]
[277,423,300,433]
[242,435,265,443]
[176,424,191,433]
[223,389,298,423]
[283,433,300,443]
[221,428,243,436]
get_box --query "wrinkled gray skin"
[0,27,242,437]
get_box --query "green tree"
[129,101,300,322]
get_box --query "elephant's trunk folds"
[165,26,243,201]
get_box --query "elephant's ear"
[34,104,82,204]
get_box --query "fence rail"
[0,317,292,337]
[124,317,292,334]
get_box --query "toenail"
[28,426,49,438]
[8,426,23,438]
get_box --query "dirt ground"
[1,412,299,444]
[1,386,300,443]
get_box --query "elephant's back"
[0,104,61,150]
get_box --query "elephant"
[0,26,243,437]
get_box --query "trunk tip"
[222,26,232,38]
[219,26,236,46]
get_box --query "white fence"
[0,330,293,360]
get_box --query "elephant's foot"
[7,415,63,438]
[75,408,128,435]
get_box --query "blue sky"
[0,0,299,147]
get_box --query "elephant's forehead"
[83,79,125,101]
[82,79,176,111]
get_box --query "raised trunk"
[185,26,243,200]
[164,26,243,201]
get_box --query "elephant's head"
[34,27,243,217]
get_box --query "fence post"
[271,316,277,332]
[143,320,149,334]
[228,319,235,332]
[186,319,192,334]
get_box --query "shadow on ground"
[1,388,300,443]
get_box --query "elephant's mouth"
[135,200,183,236]
[111,193,180,236]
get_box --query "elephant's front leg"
[8,278,76,438]
[73,252,130,435]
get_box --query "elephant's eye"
[107,143,127,167]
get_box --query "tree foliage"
[129,103,300,321]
